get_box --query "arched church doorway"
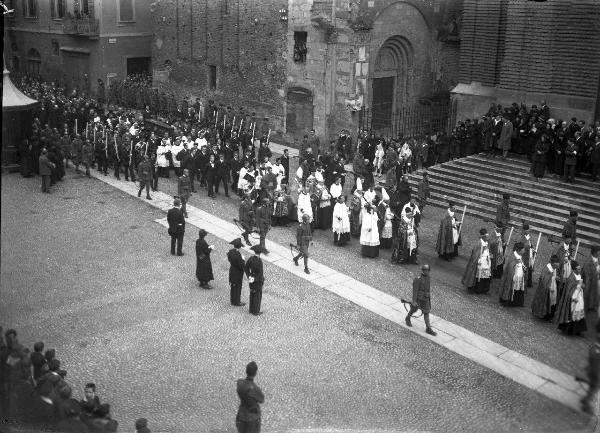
[370,36,412,133]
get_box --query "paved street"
[0,171,596,432]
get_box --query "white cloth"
[572,274,585,321]
[297,192,313,223]
[238,167,248,191]
[171,143,184,167]
[330,183,343,199]
[512,251,525,295]
[332,202,350,234]
[355,177,363,191]
[363,189,376,205]
[382,207,393,239]
[401,203,421,220]
[195,137,208,148]
[448,209,459,244]
[381,187,390,201]
[477,240,491,279]
[272,163,285,187]
[360,211,380,246]
[547,263,558,306]
[156,145,170,168]
[315,171,324,183]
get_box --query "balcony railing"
[63,15,99,36]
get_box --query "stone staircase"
[405,154,600,248]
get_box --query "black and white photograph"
[1,0,600,431]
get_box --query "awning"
[2,66,39,112]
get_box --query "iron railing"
[63,16,99,36]
[359,100,455,139]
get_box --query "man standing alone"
[137,155,153,200]
[236,361,265,433]
[228,238,246,307]
[405,264,437,336]
[39,149,55,193]
[167,198,185,256]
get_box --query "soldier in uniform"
[177,169,192,218]
[122,137,137,182]
[239,195,255,247]
[293,213,313,274]
[71,133,83,173]
[81,138,94,177]
[227,238,246,307]
[405,264,437,336]
[137,155,153,200]
[236,361,265,432]
[109,131,122,180]
[245,246,266,316]
[255,198,271,254]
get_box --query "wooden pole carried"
[457,205,467,238]
[531,232,542,268]
[574,240,581,260]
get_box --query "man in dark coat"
[435,202,460,260]
[245,245,265,316]
[205,154,217,198]
[167,198,185,256]
[71,134,83,172]
[81,139,94,176]
[255,198,271,254]
[562,211,578,244]
[228,238,246,307]
[495,193,510,236]
[236,361,265,433]
[39,149,55,193]
[137,155,153,200]
[563,139,578,183]
[215,153,231,197]
[405,264,437,336]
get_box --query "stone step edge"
[433,161,600,198]
[415,167,600,209]
[408,178,600,228]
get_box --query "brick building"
[4,0,153,96]
[453,0,600,123]
[151,0,463,144]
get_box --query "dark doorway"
[371,77,394,130]
[126,57,151,76]
[62,52,90,94]
[286,88,313,137]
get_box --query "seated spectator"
[83,403,119,432]
[55,398,91,432]
[81,382,101,416]
[31,341,47,380]
[135,417,152,433]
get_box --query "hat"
[198,229,207,238]
[571,260,580,269]
[173,198,181,206]
[569,210,578,217]
[479,228,488,236]
[135,418,148,429]
[250,245,265,254]
[230,238,243,248]
[448,200,455,208]
[502,193,510,200]
[495,222,504,230]
[522,222,530,230]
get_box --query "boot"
[405,316,412,327]
[426,328,437,336]
[304,267,310,274]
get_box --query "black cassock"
[227,248,245,305]
[244,255,264,315]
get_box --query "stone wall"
[151,0,289,133]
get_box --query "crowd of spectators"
[0,326,152,432]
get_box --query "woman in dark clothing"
[195,229,214,289]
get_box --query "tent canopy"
[2,67,40,112]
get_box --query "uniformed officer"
[137,155,153,200]
[293,213,312,274]
[227,238,246,307]
[71,133,83,172]
[245,245,265,316]
[80,138,94,176]
[405,264,437,336]
[236,361,265,432]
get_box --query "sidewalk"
[86,167,593,415]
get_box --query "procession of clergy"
[264,166,599,337]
